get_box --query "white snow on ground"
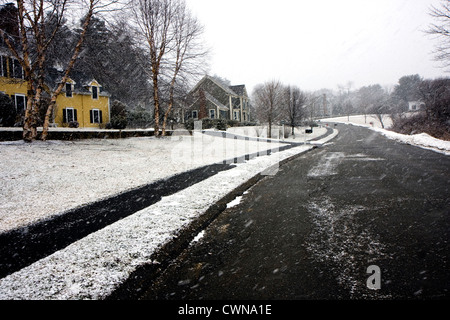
[0,129,340,299]
[370,128,450,156]
[227,125,328,143]
[0,128,337,299]
[0,131,287,233]
[320,115,393,129]
[322,115,450,155]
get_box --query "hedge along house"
[45,68,110,128]
[184,75,250,123]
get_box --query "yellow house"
[48,69,110,128]
[0,54,110,128]
[0,54,28,115]
[1,3,110,128]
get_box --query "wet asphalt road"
[141,124,450,300]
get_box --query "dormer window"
[92,86,98,99]
[0,56,6,77]
[65,83,72,97]
[11,58,23,79]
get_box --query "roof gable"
[45,68,108,96]
[229,85,247,98]
[191,75,237,96]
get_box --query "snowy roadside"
[227,125,329,144]
[0,132,288,233]
[322,115,450,156]
[0,129,337,300]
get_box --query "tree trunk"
[162,78,176,136]
[41,2,95,141]
[268,118,272,138]
[153,73,160,137]
[22,87,37,142]
[16,0,36,142]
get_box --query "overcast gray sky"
[185,0,448,93]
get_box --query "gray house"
[185,75,250,123]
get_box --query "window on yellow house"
[63,108,77,123]
[92,86,98,100]
[8,58,23,79]
[14,59,23,79]
[65,83,72,97]
[90,109,102,124]
[15,94,26,112]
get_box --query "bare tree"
[336,81,355,120]
[1,1,66,141]
[357,84,389,123]
[0,0,118,141]
[131,0,176,136]
[252,80,284,138]
[284,85,306,136]
[161,0,207,136]
[427,0,450,70]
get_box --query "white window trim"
[209,109,215,119]
[12,58,24,79]
[0,56,5,77]
[66,107,76,123]
[91,108,101,123]
[15,94,26,111]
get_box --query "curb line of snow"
[0,130,338,300]
[328,121,450,155]
[370,126,450,156]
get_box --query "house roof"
[229,85,247,97]
[45,67,109,96]
[191,75,242,97]
[188,91,229,110]
[204,92,228,110]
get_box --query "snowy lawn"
[0,131,290,233]
[227,125,328,143]
[0,129,338,300]
[322,115,450,155]
[320,114,393,129]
